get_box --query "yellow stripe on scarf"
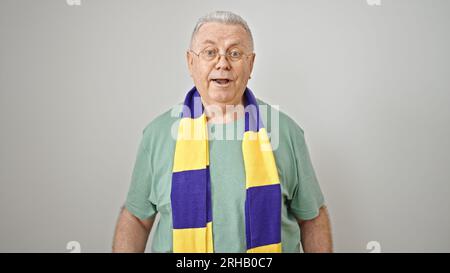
[173,113,209,172]
[243,129,280,189]
[173,222,214,253]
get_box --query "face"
[187,22,255,108]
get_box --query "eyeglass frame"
[188,47,254,62]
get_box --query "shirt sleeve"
[289,128,325,220]
[125,132,157,220]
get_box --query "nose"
[214,53,231,71]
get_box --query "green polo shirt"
[125,99,325,253]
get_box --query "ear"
[248,53,256,77]
[186,50,194,77]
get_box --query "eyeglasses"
[189,47,253,62]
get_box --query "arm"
[297,206,333,253]
[112,206,155,252]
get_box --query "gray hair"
[190,11,254,51]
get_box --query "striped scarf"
[170,86,282,253]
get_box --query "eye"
[229,50,242,59]
[203,48,217,58]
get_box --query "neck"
[202,96,246,124]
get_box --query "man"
[113,11,332,253]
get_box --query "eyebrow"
[201,39,216,45]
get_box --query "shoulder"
[140,104,181,148]
[256,98,305,140]
[256,98,311,189]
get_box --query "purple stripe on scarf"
[171,167,212,229]
[244,88,262,132]
[245,184,282,249]
[181,87,204,119]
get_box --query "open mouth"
[211,79,232,86]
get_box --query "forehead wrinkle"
[197,39,245,51]
[193,23,252,50]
